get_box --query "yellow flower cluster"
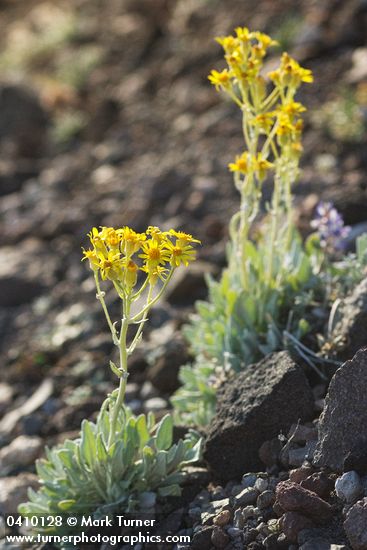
[83,225,200,288]
[208,27,313,181]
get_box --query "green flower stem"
[108,317,128,449]
[131,270,174,322]
[95,272,119,345]
[128,286,153,355]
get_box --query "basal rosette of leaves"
[172,28,367,428]
[19,401,201,537]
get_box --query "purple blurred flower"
[311,201,351,250]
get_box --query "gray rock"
[0,474,39,514]
[0,435,42,475]
[191,525,214,550]
[143,397,168,412]
[233,487,259,507]
[204,352,314,480]
[242,473,257,488]
[255,477,269,493]
[257,490,275,509]
[331,278,367,361]
[335,471,363,503]
[344,498,367,550]
[314,349,367,472]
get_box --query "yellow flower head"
[123,259,138,288]
[208,69,232,91]
[251,112,275,133]
[229,152,250,174]
[215,35,239,54]
[253,32,278,50]
[235,27,253,43]
[269,53,313,88]
[168,229,201,246]
[280,101,306,118]
[88,227,106,252]
[141,264,169,285]
[101,227,121,249]
[82,248,100,271]
[118,226,146,256]
[139,239,170,269]
[98,250,123,281]
[252,153,274,181]
[166,240,197,267]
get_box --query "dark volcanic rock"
[344,498,367,550]
[344,441,367,476]
[300,472,335,499]
[275,481,333,523]
[280,511,314,543]
[204,352,314,481]
[331,278,367,361]
[314,348,367,472]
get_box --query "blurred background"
[1,0,367,447]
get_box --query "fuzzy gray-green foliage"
[19,395,201,537]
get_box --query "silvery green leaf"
[80,420,96,468]
[155,414,173,450]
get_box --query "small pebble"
[233,508,244,529]
[335,470,362,503]
[242,473,257,488]
[233,487,258,506]
[255,477,269,493]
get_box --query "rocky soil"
[1,0,367,549]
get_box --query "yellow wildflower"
[146,226,169,244]
[123,259,138,288]
[253,32,278,50]
[215,35,239,54]
[208,69,232,91]
[251,112,275,133]
[229,152,250,174]
[88,227,106,252]
[98,250,123,281]
[269,53,313,88]
[280,101,306,117]
[82,248,100,271]
[141,264,168,285]
[276,113,295,136]
[235,27,253,43]
[165,240,197,267]
[118,226,146,256]
[168,229,201,246]
[101,227,121,249]
[139,240,170,269]
[252,153,274,181]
